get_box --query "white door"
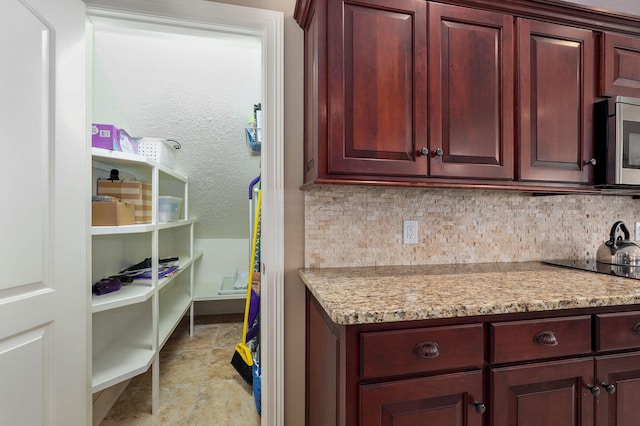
[0,1,89,425]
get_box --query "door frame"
[85,1,285,424]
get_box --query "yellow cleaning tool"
[231,189,261,385]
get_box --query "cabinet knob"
[418,147,444,157]
[585,158,597,166]
[534,331,558,346]
[632,322,640,334]
[412,341,440,359]
[587,384,601,396]
[601,383,616,394]
[472,401,486,414]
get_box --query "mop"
[231,188,261,386]
[249,184,262,415]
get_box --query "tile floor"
[100,314,261,425]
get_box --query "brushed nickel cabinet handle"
[413,342,440,358]
[472,401,486,414]
[601,382,616,394]
[587,384,601,396]
[534,331,558,346]
[417,148,444,157]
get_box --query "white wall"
[91,19,262,241]
[192,238,250,314]
[193,238,250,285]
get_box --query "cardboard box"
[97,180,152,223]
[91,124,139,154]
[92,201,135,226]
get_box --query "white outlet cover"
[403,220,418,244]
[635,222,640,241]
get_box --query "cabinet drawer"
[596,311,640,351]
[360,324,483,379]
[490,316,591,364]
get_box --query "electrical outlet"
[636,222,640,241]
[403,220,418,244]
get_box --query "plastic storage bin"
[158,196,182,222]
[137,138,177,169]
[244,127,261,157]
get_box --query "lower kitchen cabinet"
[306,293,487,426]
[491,358,595,426]
[595,353,640,426]
[306,290,640,425]
[361,370,483,426]
[491,354,640,426]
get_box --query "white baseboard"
[193,299,245,316]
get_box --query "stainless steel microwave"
[595,96,640,188]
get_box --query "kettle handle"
[608,221,630,247]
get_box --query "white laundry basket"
[136,138,178,169]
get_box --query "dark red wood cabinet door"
[491,358,594,426]
[360,370,484,426]
[302,0,322,184]
[518,19,596,184]
[428,3,514,180]
[326,0,428,177]
[601,32,640,98]
[306,295,340,426]
[595,352,640,426]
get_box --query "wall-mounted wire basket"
[245,127,261,157]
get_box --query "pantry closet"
[85,1,284,424]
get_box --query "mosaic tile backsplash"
[304,185,640,268]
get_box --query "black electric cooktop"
[544,259,640,280]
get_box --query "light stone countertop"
[299,262,640,325]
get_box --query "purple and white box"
[92,124,139,154]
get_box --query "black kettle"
[596,221,640,265]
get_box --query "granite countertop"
[299,262,640,325]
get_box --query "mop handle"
[242,189,261,344]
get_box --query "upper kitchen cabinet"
[300,0,428,182]
[295,0,640,191]
[600,32,640,98]
[517,20,596,184]
[428,3,514,180]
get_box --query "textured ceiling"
[92,19,261,239]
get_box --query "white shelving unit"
[90,148,201,412]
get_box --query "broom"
[231,188,261,385]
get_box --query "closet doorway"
[86,1,284,424]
